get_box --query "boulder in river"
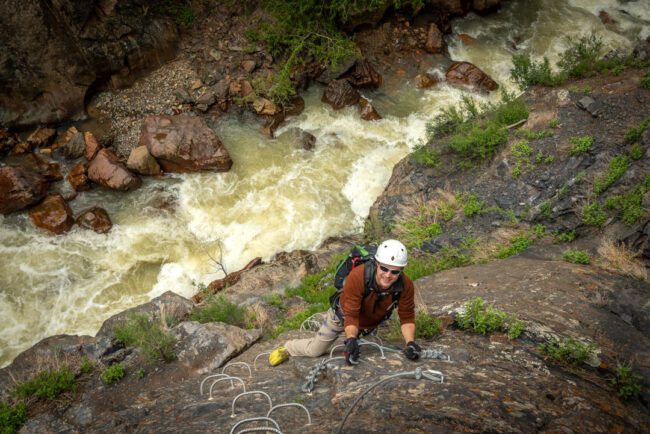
[127,146,163,176]
[87,149,142,191]
[26,127,56,148]
[425,23,445,54]
[358,97,382,121]
[138,115,233,173]
[68,164,90,192]
[62,132,86,159]
[0,166,49,215]
[76,207,112,234]
[84,131,101,161]
[445,61,498,94]
[322,79,360,109]
[342,59,382,88]
[28,192,74,234]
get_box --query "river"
[1,0,648,367]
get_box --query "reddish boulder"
[28,193,74,234]
[358,98,382,121]
[84,131,101,160]
[11,141,33,155]
[88,149,142,191]
[342,60,382,88]
[261,113,286,138]
[253,98,281,116]
[414,73,439,89]
[127,146,163,176]
[27,127,56,148]
[425,23,444,54]
[445,61,498,94]
[301,131,316,151]
[240,80,254,98]
[0,166,50,215]
[283,96,305,117]
[322,79,360,109]
[138,116,233,173]
[68,164,90,192]
[76,207,112,234]
[459,34,476,46]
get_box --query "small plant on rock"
[592,155,629,196]
[101,363,125,385]
[581,202,608,227]
[563,248,591,265]
[0,402,27,434]
[624,116,650,142]
[457,297,524,339]
[611,366,643,400]
[554,229,576,243]
[538,337,595,366]
[549,118,559,128]
[569,136,594,155]
[493,232,533,259]
[10,366,75,400]
[540,200,552,217]
[113,312,177,363]
[630,143,644,160]
[460,193,485,217]
[80,356,93,374]
[415,312,442,339]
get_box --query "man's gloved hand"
[404,341,421,361]
[343,337,360,365]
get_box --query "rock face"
[0,0,179,129]
[445,61,498,94]
[126,146,162,176]
[0,166,49,214]
[87,149,142,191]
[138,115,233,172]
[358,97,382,121]
[67,164,90,192]
[76,207,112,234]
[28,192,74,234]
[322,79,360,109]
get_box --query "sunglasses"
[378,264,401,275]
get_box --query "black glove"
[343,337,360,365]
[404,341,421,361]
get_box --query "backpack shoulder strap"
[363,261,375,297]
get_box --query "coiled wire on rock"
[336,367,444,434]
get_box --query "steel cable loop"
[336,367,444,434]
[300,313,324,331]
[209,376,246,399]
[223,362,253,377]
[302,356,374,393]
[200,374,233,395]
[253,351,273,370]
[234,428,283,434]
[231,390,273,417]
[229,417,281,434]
[266,403,312,425]
[421,349,451,361]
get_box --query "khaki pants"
[284,308,344,357]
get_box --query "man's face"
[375,261,402,290]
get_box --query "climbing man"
[269,239,421,366]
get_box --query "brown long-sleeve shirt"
[340,263,415,330]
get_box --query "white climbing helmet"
[375,239,408,267]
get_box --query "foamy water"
[1,0,648,367]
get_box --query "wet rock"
[127,146,163,176]
[425,23,444,54]
[253,98,280,116]
[342,59,382,88]
[138,115,232,173]
[87,149,142,191]
[414,72,439,89]
[3,153,62,183]
[0,129,18,156]
[76,207,112,234]
[0,166,49,215]
[84,131,101,160]
[197,257,264,302]
[173,87,193,104]
[316,55,358,85]
[10,141,33,155]
[301,131,316,151]
[445,61,498,94]
[212,79,230,100]
[358,97,382,121]
[240,80,254,97]
[598,10,611,24]
[68,164,91,192]
[283,95,305,117]
[28,192,74,234]
[63,132,86,159]
[459,33,476,45]
[26,127,56,148]
[229,80,242,97]
[60,126,79,144]
[322,79,360,109]
[261,113,286,138]
[195,91,216,106]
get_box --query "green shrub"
[266,293,287,309]
[138,368,146,379]
[592,155,629,196]
[581,202,608,227]
[410,144,440,167]
[538,337,595,366]
[569,136,594,155]
[510,55,558,89]
[457,297,524,339]
[544,155,555,164]
[630,143,644,160]
[460,193,485,217]
[563,248,591,265]
[401,218,442,249]
[531,224,547,238]
[611,366,643,400]
[415,312,442,339]
[160,2,194,28]
[80,356,93,374]
[245,28,260,41]
[549,118,559,128]
[606,183,648,226]
[404,247,469,281]
[554,229,576,243]
[0,402,27,434]
[510,140,532,179]
[641,67,650,89]
[11,366,75,399]
[540,200,552,217]
[447,121,508,161]
[101,363,125,385]
[493,233,533,259]
[557,34,603,79]
[190,295,247,326]
[113,312,177,363]
[494,97,529,126]
[624,116,650,142]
